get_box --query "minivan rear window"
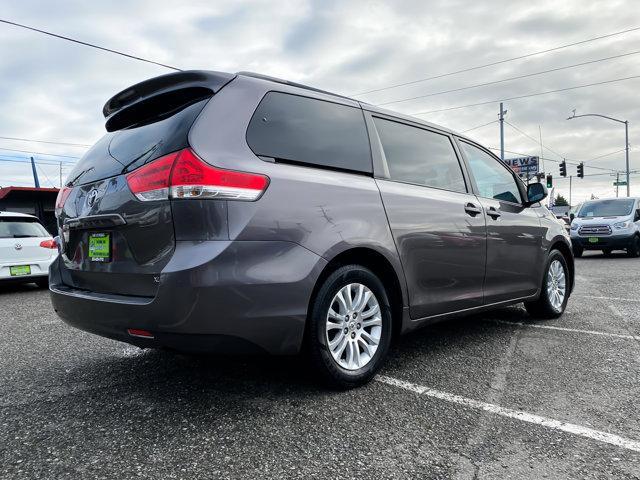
[246,92,372,174]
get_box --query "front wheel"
[307,265,392,389]
[627,236,640,258]
[525,250,569,320]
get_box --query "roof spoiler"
[102,70,235,131]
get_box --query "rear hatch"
[56,71,235,297]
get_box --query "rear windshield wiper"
[67,166,95,187]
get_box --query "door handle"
[487,207,501,219]
[464,203,482,216]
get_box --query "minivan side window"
[246,92,372,174]
[373,117,467,193]
[459,141,522,204]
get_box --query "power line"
[411,74,640,115]
[352,26,640,96]
[489,147,617,173]
[0,18,181,71]
[0,156,76,167]
[378,49,640,106]
[460,120,498,133]
[0,146,80,160]
[0,135,90,148]
[35,163,56,188]
[504,121,566,160]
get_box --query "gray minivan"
[50,71,574,388]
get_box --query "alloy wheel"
[546,259,566,312]
[325,283,382,370]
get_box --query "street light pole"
[625,120,630,197]
[567,111,630,197]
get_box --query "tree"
[555,194,569,206]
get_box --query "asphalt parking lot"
[1,252,639,479]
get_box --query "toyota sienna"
[50,71,574,388]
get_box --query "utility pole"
[569,176,572,207]
[30,156,40,188]
[59,162,63,188]
[616,172,620,198]
[538,125,545,173]
[499,102,506,162]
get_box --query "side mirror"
[525,182,547,206]
[635,209,640,222]
[569,213,575,221]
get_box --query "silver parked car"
[50,71,574,388]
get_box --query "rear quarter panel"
[188,76,408,306]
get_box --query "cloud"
[0,0,639,200]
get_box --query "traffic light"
[559,160,567,177]
[577,162,584,178]
[546,174,553,188]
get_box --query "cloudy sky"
[1,0,639,203]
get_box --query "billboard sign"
[504,156,539,176]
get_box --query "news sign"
[504,156,539,175]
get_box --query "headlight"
[570,223,579,230]
[613,221,630,229]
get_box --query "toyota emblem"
[86,189,99,208]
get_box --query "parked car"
[570,198,640,257]
[0,211,58,287]
[50,71,574,388]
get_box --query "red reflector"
[125,148,269,202]
[127,328,154,338]
[39,239,58,249]
[55,187,72,211]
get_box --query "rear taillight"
[125,148,269,202]
[40,239,58,249]
[55,187,72,213]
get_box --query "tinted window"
[460,142,522,203]
[374,118,466,193]
[246,92,372,173]
[0,218,49,238]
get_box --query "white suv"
[570,198,640,257]
[0,212,58,287]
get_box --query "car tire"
[35,278,49,289]
[626,236,640,258]
[524,250,570,320]
[573,246,583,258]
[307,265,392,389]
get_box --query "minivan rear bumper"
[50,240,326,355]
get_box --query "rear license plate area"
[10,265,31,276]
[88,232,111,262]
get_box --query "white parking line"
[490,319,640,341]
[572,294,640,303]
[376,375,640,453]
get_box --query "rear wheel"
[525,250,569,320]
[627,236,640,258]
[307,265,392,389]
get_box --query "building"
[0,186,59,234]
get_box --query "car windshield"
[0,218,50,238]
[578,199,635,218]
